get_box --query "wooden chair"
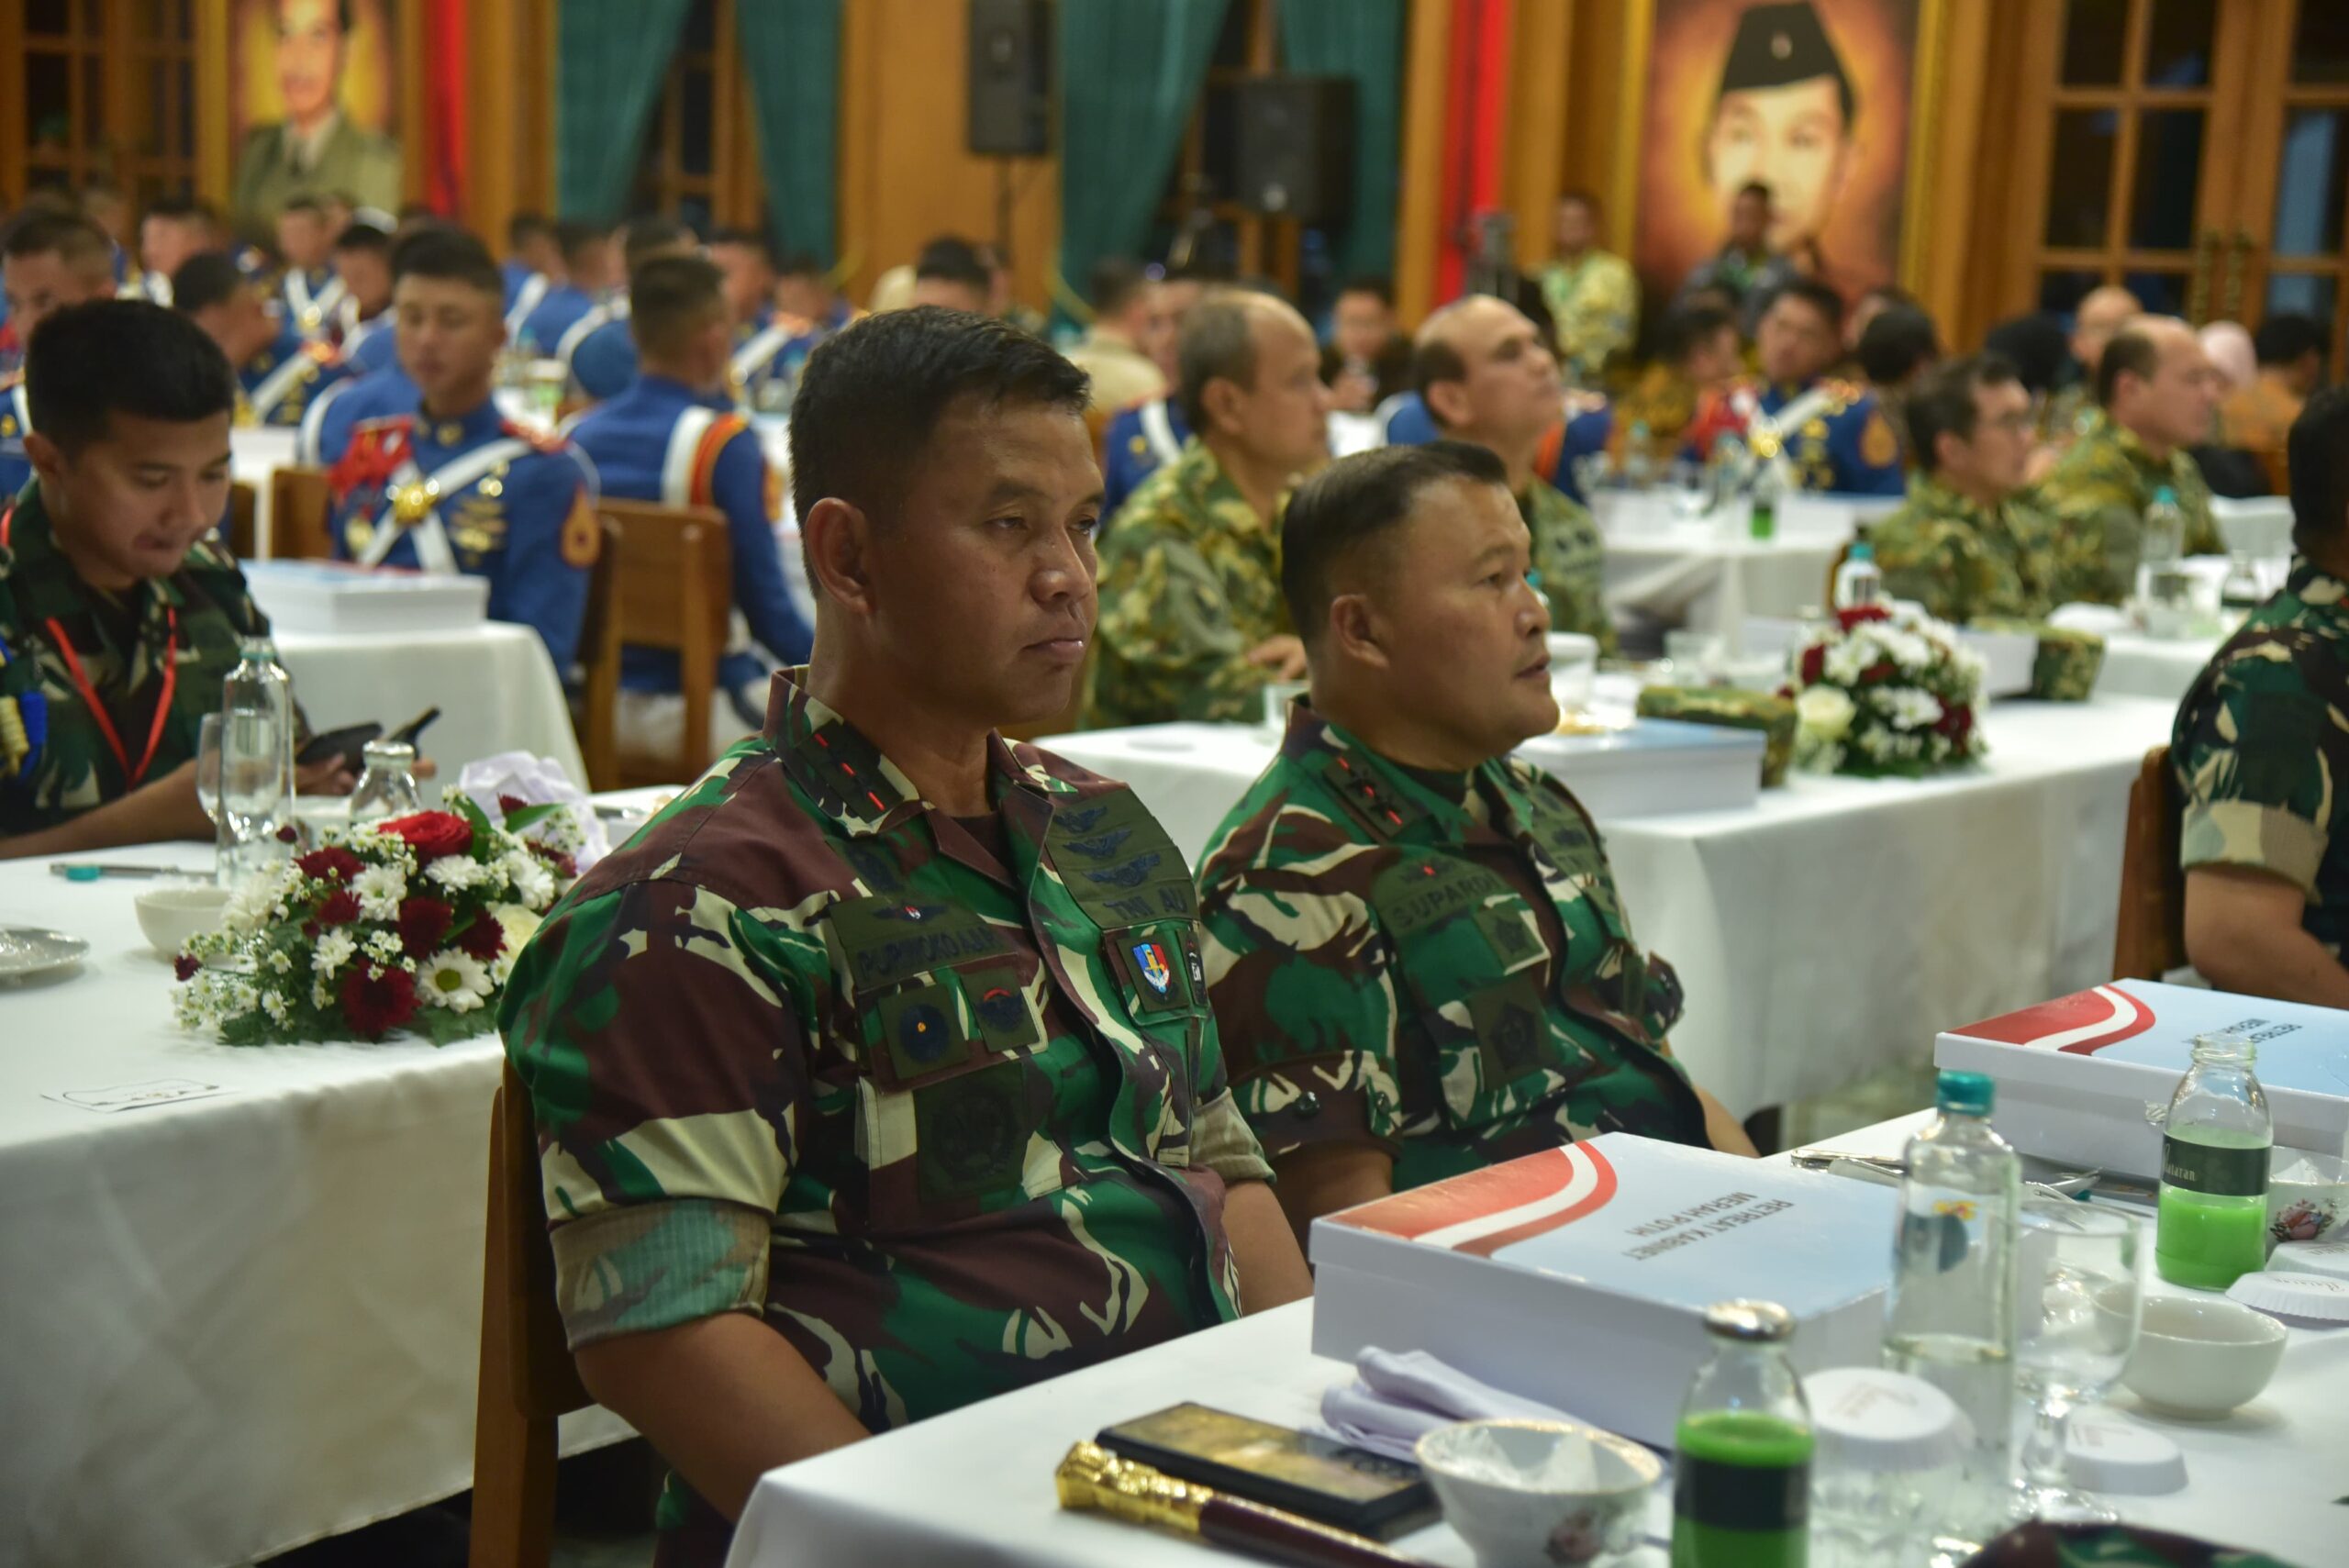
[1822,539,1854,610]
[224,480,258,560]
[2245,443,2290,498]
[571,517,625,791]
[586,498,735,790]
[268,465,338,560]
[469,1064,592,1568]
[2112,744,2188,981]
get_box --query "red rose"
[455,915,506,964]
[1799,645,1826,685]
[377,810,473,864]
[275,825,299,843]
[296,846,362,883]
[1835,605,1891,630]
[316,889,362,927]
[173,953,201,982]
[497,794,530,816]
[396,895,455,959]
[340,963,419,1039]
[1861,660,1898,685]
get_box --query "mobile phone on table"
[1095,1402,1436,1540]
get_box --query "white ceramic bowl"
[133,884,230,960]
[2119,1295,2287,1418]
[1416,1418,1662,1568]
[2267,1149,2349,1248]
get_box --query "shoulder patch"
[1860,409,1899,467]
[560,490,601,568]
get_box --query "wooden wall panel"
[1506,0,1572,272]
[1394,0,1455,325]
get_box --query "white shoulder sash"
[359,436,537,572]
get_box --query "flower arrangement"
[1783,605,1987,778]
[172,795,575,1046]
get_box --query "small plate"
[0,927,92,983]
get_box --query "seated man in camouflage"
[1872,352,2057,623]
[1414,295,1616,653]
[2173,389,2349,1009]
[1197,442,1754,1241]
[1088,291,1329,727]
[2033,317,2224,603]
[500,306,1310,1566]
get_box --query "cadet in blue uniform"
[0,212,123,500]
[173,253,350,429]
[502,212,560,330]
[324,230,601,671]
[1681,278,1905,495]
[1101,391,1190,520]
[569,255,812,757]
[560,216,701,406]
[273,195,345,342]
[332,222,399,374]
[732,252,863,415]
[517,220,618,359]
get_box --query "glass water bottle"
[1673,1299,1814,1568]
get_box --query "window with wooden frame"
[117,0,202,217]
[19,0,111,195]
[627,0,762,236]
[4,0,201,214]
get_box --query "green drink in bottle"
[1673,1300,1811,1568]
[2155,1033,2272,1290]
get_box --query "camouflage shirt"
[1089,438,1292,728]
[1536,250,1638,385]
[1870,473,2060,624]
[500,671,1272,1563]
[0,481,268,836]
[1522,478,1618,655]
[2172,562,2349,957]
[1197,703,1706,1193]
[2032,410,2223,605]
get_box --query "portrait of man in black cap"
[1702,0,1859,259]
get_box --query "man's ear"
[1200,375,1246,437]
[1328,592,1391,671]
[802,496,877,616]
[23,431,66,488]
[1425,377,1472,430]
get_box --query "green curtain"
[1278,0,1406,281]
[1057,0,1231,322]
[738,0,843,264]
[555,0,696,221]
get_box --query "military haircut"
[2288,387,2349,554]
[788,305,1090,532]
[281,193,328,220]
[168,251,249,316]
[629,252,728,361]
[26,299,236,455]
[1854,305,1940,386]
[708,227,776,266]
[2096,325,2162,408]
[1280,439,1510,646]
[506,211,552,248]
[1089,256,1149,317]
[3,209,113,275]
[1658,303,1737,367]
[777,250,826,281]
[1981,312,2070,395]
[620,214,696,272]
[1767,276,1844,333]
[390,226,504,298]
[915,235,990,290]
[333,220,392,259]
[2255,311,2327,369]
[1905,352,2020,475]
[1176,293,1265,435]
[142,192,207,227]
[1339,274,1396,308]
[554,218,607,270]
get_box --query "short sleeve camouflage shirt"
[1870,473,2060,625]
[1521,478,1618,655]
[499,670,1270,1562]
[1196,703,1706,1193]
[1088,439,1292,728]
[2172,562,2349,957]
[2032,410,2223,605]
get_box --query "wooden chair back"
[268,466,337,561]
[599,498,735,789]
[225,481,258,561]
[572,517,624,791]
[1823,539,1854,611]
[2113,744,2188,981]
[468,1065,591,1568]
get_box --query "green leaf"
[501,802,562,833]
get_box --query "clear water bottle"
[217,637,295,889]
[1673,1300,1813,1568]
[348,739,424,828]
[1832,541,1883,609]
[2156,1033,2271,1290]
[1623,420,1655,489]
[1881,1070,2019,1562]
[2142,484,2185,568]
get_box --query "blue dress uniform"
[239,324,351,429]
[0,372,30,502]
[1101,394,1190,520]
[517,283,599,359]
[277,263,346,342]
[1680,376,1907,495]
[298,361,417,468]
[326,399,603,670]
[569,373,812,717]
[563,309,638,404]
[1376,392,1615,506]
[341,313,397,375]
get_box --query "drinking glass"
[195,714,224,828]
[2011,1198,2143,1524]
[1668,457,1708,521]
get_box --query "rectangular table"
[0,842,627,1568]
[729,1112,2346,1568]
[1045,694,2178,1118]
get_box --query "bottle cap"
[2268,1241,2349,1283]
[2227,1269,2349,1323]
[1798,1368,1963,1474]
[1850,541,1874,562]
[1702,1299,1794,1343]
[1935,1070,1994,1117]
[2064,1412,2187,1495]
[360,739,417,767]
[2154,484,2176,505]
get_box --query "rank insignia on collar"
[1130,940,1174,998]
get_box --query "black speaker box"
[1232,75,1357,225]
[967,0,1052,157]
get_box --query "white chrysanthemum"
[1877,686,1945,731]
[501,851,555,909]
[223,866,292,931]
[351,863,407,922]
[312,929,357,976]
[362,929,405,963]
[266,948,295,974]
[261,990,292,1024]
[426,853,500,894]
[1796,685,1855,743]
[1822,635,1872,686]
[417,948,493,1012]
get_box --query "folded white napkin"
[456,751,612,872]
[1315,1347,1575,1463]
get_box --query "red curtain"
[423,0,470,215]
[1431,0,1513,305]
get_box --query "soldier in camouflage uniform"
[2034,284,2141,459]
[2032,318,2224,604]
[501,308,1308,1565]
[1414,294,1617,653]
[1,301,351,854]
[1535,192,1638,387]
[1088,293,1329,728]
[1195,443,1751,1235]
[2170,389,2349,1005]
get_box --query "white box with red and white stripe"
[1308,1134,1897,1447]
[1932,980,2349,1180]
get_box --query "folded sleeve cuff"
[2180,799,2326,895]
[547,1197,771,1350]
[1189,1087,1275,1186]
[1233,1052,1402,1165]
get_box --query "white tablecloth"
[728,1113,2347,1568]
[0,843,628,1568]
[1045,695,2176,1118]
[1595,492,1902,639]
[276,620,587,792]
[2092,632,2223,705]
